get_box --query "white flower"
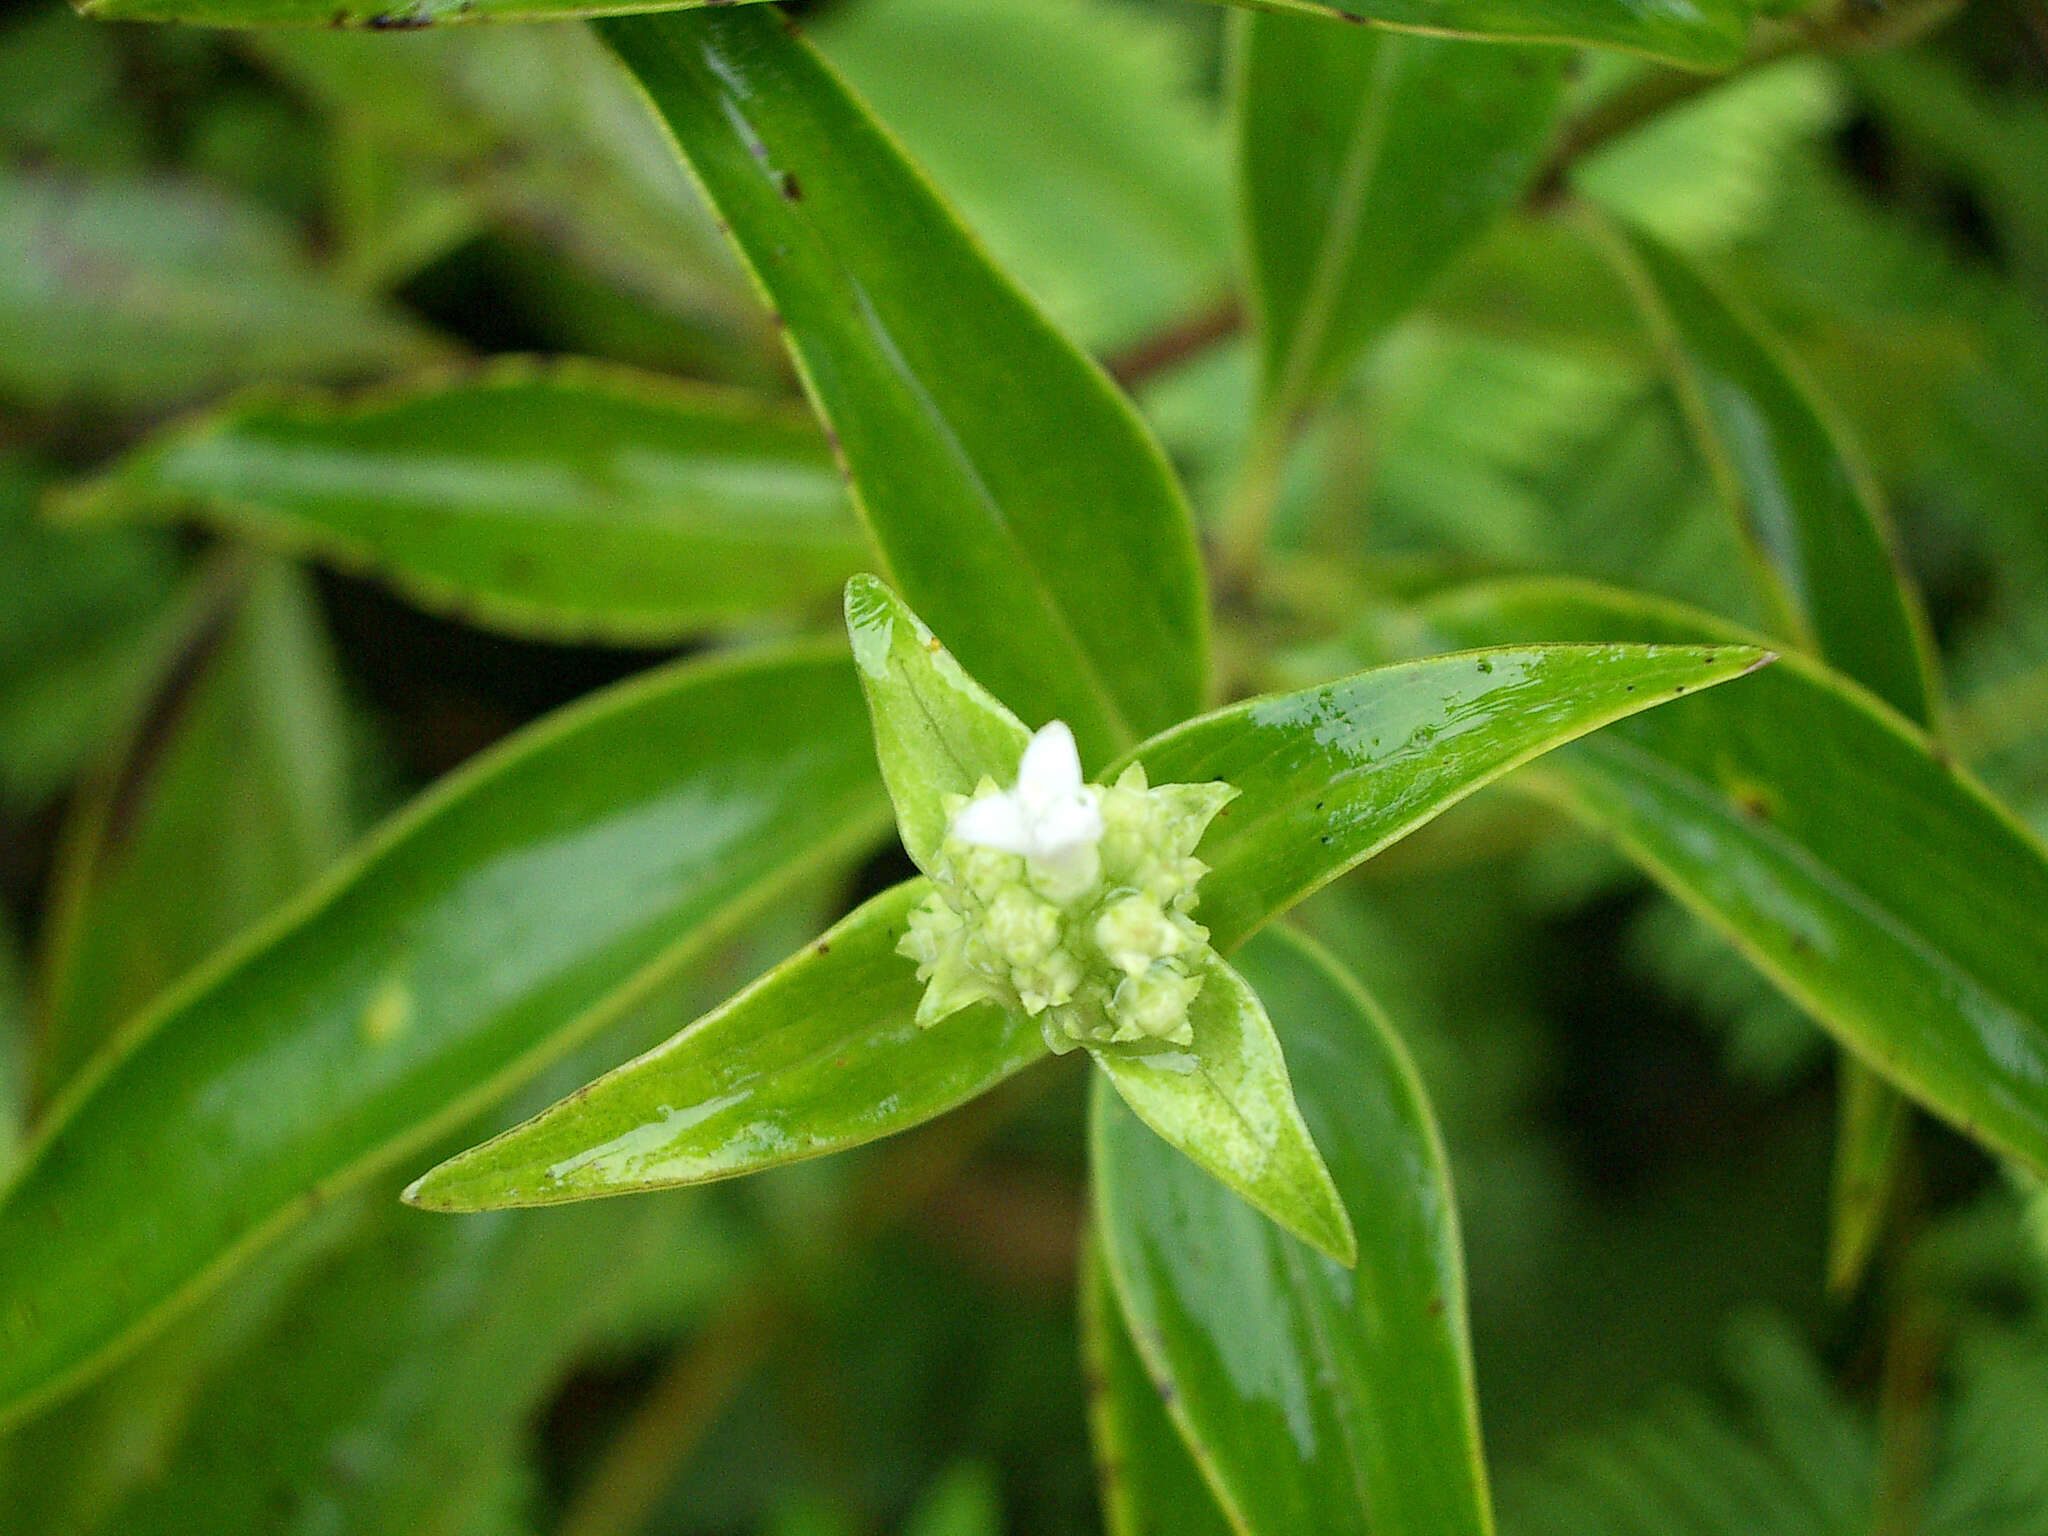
[950,721,1104,869]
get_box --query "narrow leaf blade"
[844,575,1030,872]
[1094,926,1492,1536]
[1125,643,1770,953]
[1422,579,2048,1179]
[33,559,354,1102]
[601,8,1207,763]
[405,880,1047,1210]
[1591,215,1945,1297]
[58,364,866,645]
[1082,1242,1235,1536]
[1095,955,1353,1265]
[1598,217,1938,726]
[1240,19,1566,417]
[0,646,888,1428]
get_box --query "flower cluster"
[899,722,1236,1054]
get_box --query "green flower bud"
[896,722,1237,1056]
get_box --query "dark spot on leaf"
[778,171,802,202]
[1477,658,1493,674]
[1427,1294,1445,1316]
[813,939,831,956]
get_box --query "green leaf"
[0,453,185,808]
[1238,16,1566,421]
[600,8,1206,765]
[1420,579,2048,1179]
[1593,215,1940,727]
[817,0,1227,354]
[33,559,354,1105]
[243,24,756,343]
[1224,0,1744,67]
[58,363,866,645]
[844,574,1030,873]
[1124,642,1771,954]
[0,645,889,1429]
[0,168,441,409]
[1592,215,1944,1295]
[1082,1242,1235,1536]
[1095,953,1353,1265]
[1094,926,1492,1536]
[404,880,1045,1211]
[1827,1060,1909,1295]
[97,1184,744,1536]
[412,633,1761,1218]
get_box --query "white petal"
[1029,790,1102,857]
[951,792,1034,854]
[1015,721,1084,811]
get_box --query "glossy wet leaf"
[844,575,1030,872]
[405,881,1046,1211]
[1082,1243,1234,1536]
[33,559,354,1103]
[1421,580,2048,1179]
[1596,216,1939,726]
[1594,216,1945,1293]
[1094,927,1491,1536]
[1239,17,1566,419]
[60,364,865,645]
[0,646,889,1428]
[411,643,1757,1218]
[601,8,1205,765]
[0,169,440,408]
[1124,642,1769,954]
[1094,954,1352,1265]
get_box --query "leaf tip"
[1294,1168,1358,1268]
[399,1157,476,1213]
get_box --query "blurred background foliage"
[2,0,2047,1529]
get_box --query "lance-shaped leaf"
[1094,927,1492,1536]
[33,559,354,1104]
[412,637,1761,1214]
[72,0,1743,68]
[1240,18,1566,422]
[844,574,1029,872]
[0,645,889,1430]
[1421,579,2048,1179]
[405,880,1046,1211]
[599,8,1206,765]
[1082,1243,1235,1536]
[1094,955,1351,1265]
[1597,216,1944,1290]
[56,363,865,646]
[1126,642,1770,954]
[1594,215,1940,727]
[0,561,361,1533]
